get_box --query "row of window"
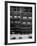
[10,6,32,12]
[11,21,32,24]
[10,16,32,19]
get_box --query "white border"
[8,3,35,43]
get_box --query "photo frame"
[5,1,36,45]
